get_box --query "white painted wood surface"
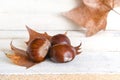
[0,0,120,74]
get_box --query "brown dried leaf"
[114,0,120,7]
[10,42,27,56]
[26,26,52,45]
[6,42,36,68]
[64,0,120,36]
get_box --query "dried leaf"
[64,0,120,36]
[114,0,120,7]
[10,42,27,56]
[26,26,52,45]
[6,42,36,68]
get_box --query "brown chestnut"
[51,34,71,45]
[49,44,79,63]
[26,37,51,62]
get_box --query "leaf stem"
[102,0,120,15]
[112,9,120,15]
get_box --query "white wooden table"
[0,0,120,74]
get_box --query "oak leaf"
[64,0,120,36]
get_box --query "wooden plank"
[0,0,77,13]
[0,14,78,30]
[0,10,120,30]
[0,30,120,51]
[0,48,120,74]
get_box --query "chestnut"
[26,37,51,62]
[49,44,79,63]
[51,34,71,45]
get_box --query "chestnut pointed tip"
[64,31,68,35]
[44,32,49,37]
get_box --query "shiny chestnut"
[26,37,51,62]
[51,34,71,45]
[49,44,77,63]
